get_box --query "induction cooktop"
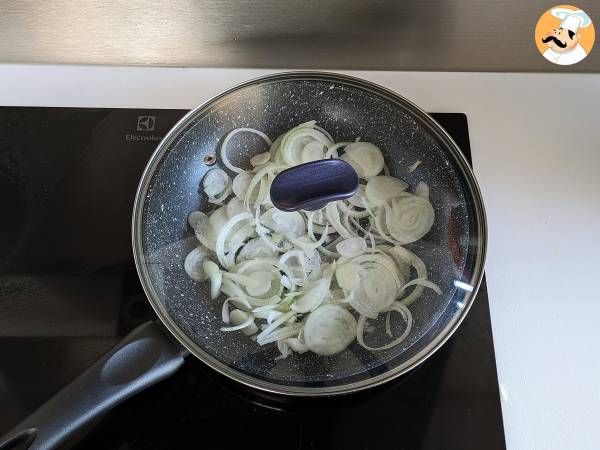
[0,108,505,450]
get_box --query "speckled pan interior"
[135,73,485,394]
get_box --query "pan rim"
[132,71,488,396]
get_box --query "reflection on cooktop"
[0,108,505,450]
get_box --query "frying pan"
[0,72,486,450]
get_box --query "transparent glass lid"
[133,73,486,395]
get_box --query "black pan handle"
[0,321,187,450]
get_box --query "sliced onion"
[221,279,280,307]
[250,152,271,166]
[226,197,248,218]
[215,212,253,268]
[261,208,305,237]
[415,181,429,200]
[324,141,350,159]
[365,175,409,207]
[256,311,296,345]
[377,245,410,284]
[301,141,327,163]
[335,262,361,291]
[185,121,443,360]
[188,210,208,229]
[336,237,367,258]
[244,164,280,207]
[260,323,304,345]
[325,203,351,238]
[203,260,222,300]
[385,195,435,244]
[348,185,371,209]
[280,249,308,281]
[313,124,334,143]
[290,278,330,313]
[232,172,253,200]
[221,309,258,335]
[341,142,384,179]
[221,128,272,174]
[279,121,332,166]
[408,160,422,172]
[208,181,232,205]
[203,169,230,197]
[236,237,278,262]
[245,271,274,297]
[222,298,232,323]
[286,227,330,256]
[400,277,442,295]
[286,337,309,353]
[357,302,413,351]
[338,201,370,219]
[276,341,291,359]
[184,246,208,282]
[304,304,357,355]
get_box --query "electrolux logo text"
[125,115,164,142]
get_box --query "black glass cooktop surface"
[0,108,505,450]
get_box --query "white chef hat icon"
[551,8,592,33]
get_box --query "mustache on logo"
[542,35,567,48]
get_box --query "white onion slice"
[325,142,350,159]
[325,203,351,238]
[207,181,232,205]
[408,160,422,172]
[184,246,208,282]
[365,175,409,206]
[237,237,277,262]
[226,197,248,218]
[415,181,429,200]
[215,212,253,268]
[261,208,305,237]
[221,128,272,174]
[279,122,332,166]
[348,185,371,209]
[286,227,329,255]
[250,152,271,166]
[221,309,257,335]
[286,337,309,353]
[244,164,280,207]
[385,195,435,244]
[260,323,304,345]
[400,277,442,295]
[335,262,361,291]
[188,211,208,229]
[357,302,413,351]
[256,311,296,345]
[203,169,230,197]
[245,271,273,297]
[290,278,330,313]
[341,142,384,179]
[336,237,367,258]
[301,141,327,163]
[304,304,357,355]
[221,279,279,307]
[203,260,222,300]
[232,172,253,200]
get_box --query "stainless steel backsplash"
[0,0,598,71]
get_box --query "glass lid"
[133,72,486,395]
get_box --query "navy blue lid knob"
[270,159,359,212]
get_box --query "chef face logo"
[535,5,595,65]
[137,115,156,131]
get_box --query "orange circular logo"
[535,5,595,65]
